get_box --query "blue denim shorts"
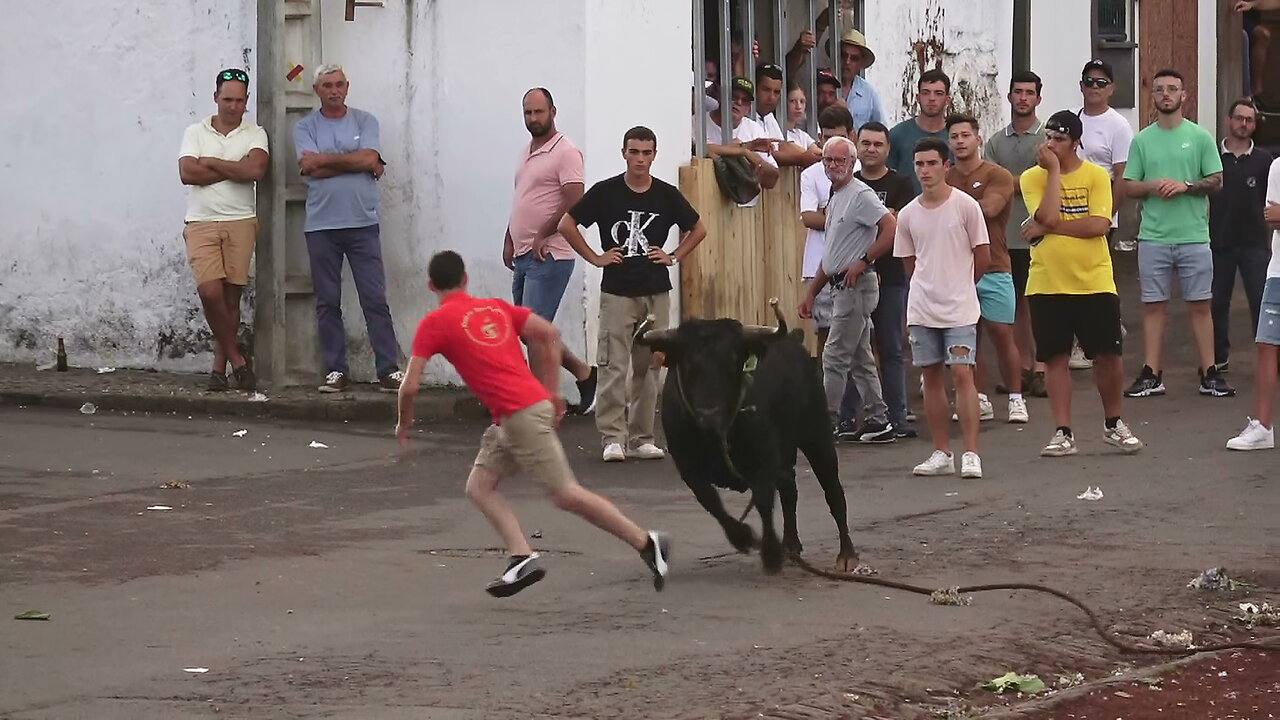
[1138,241,1213,303]
[1257,277,1280,346]
[909,324,978,367]
[512,253,575,321]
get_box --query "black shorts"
[1009,249,1030,299]
[1028,293,1123,362]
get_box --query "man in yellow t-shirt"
[1019,110,1143,458]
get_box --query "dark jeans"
[840,283,909,428]
[304,224,400,378]
[1211,245,1270,366]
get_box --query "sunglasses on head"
[218,69,249,84]
[1081,77,1112,88]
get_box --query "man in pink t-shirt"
[894,137,991,478]
[502,88,597,414]
[396,251,670,598]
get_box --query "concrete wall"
[0,1,257,370]
[0,0,691,392]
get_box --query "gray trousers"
[823,272,887,425]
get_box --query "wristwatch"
[670,255,680,266]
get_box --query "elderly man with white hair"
[798,136,898,443]
[293,64,404,394]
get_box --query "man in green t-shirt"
[1122,68,1226,398]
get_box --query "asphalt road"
[2,357,1277,720]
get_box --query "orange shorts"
[182,218,257,286]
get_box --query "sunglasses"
[217,69,249,84]
[1081,77,1112,88]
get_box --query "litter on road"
[146,505,173,511]
[1076,486,1104,501]
[14,610,51,621]
[232,429,248,437]
[309,441,329,449]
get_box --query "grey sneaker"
[1124,366,1165,398]
[1103,419,1144,454]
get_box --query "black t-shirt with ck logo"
[568,174,700,297]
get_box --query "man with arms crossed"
[559,127,708,462]
[1123,69,1228,398]
[178,68,267,392]
[503,88,597,413]
[985,71,1048,397]
[1022,111,1143,457]
[396,251,670,597]
[895,137,990,478]
[946,113,1027,424]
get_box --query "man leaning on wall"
[294,64,404,394]
[177,68,268,392]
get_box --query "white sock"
[1009,392,1024,402]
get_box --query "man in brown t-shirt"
[945,113,1028,424]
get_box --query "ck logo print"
[610,210,660,257]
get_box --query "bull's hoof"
[834,550,861,573]
[725,521,756,554]
[783,535,804,558]
[761,539,785,575]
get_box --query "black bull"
[639,302,859,574]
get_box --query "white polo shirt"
[178,117,270,222]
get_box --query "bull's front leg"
[670,450,756,553]
[800,436,859,571]
[776,448,803,559]
[750,474,784,574]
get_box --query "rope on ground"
[790,553,1280,656]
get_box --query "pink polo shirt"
[507,133,584,261]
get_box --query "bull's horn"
[741,324,778,341]
[640,328,677,344]
[633,315,657,340]
[767,297,788,334]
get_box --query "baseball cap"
[1046,110,1083,141]
[816,69,839,89]
[732,76,755,100]
[1081,58,1114,81]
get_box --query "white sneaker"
[952,393,995,422]
[626,443,666,460]
[1102,419,1144,454]
[1041,429,1078,457]
[1068,344,1093,370]
[912,450,955,476]
[960,451,982,478]
[602,443,625,462]
[1226,418,1275,451]
[1007,397,1029,424]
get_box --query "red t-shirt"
[411,292,551,422]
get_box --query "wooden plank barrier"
[677,159,816,353]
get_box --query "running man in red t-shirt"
[395,251,670,597]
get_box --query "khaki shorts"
[473,400,575,490]
[183,218,257,286]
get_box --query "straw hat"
[839,28,876,68]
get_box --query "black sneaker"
[1124,365,1165,397]
[852,421,896,443]
[485,554,546,598]
[834,418,859,442]
[1199,367,1236,397]
[206,371,229,392]
[232,364,256,392]
[574,367,598,414]
[893,424,919,439]
[640,531,670,591]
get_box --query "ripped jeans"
[908,324,978,367]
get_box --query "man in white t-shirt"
[755,64,819,168]
[894,137,991,478]
[799,106,861,349]
[707,76,780,206]
[177,68,269,392]
[1226,155,1280,451]
[1077,59,1136,250]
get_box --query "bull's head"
[639,299,788,435]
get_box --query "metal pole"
[719,0,732,145]
[694,0,707,157]
[829,0,841,95]
[775,0,787,138]
[743,0,755,121]
[808,0,817,136]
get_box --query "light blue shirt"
[841,75,886,131]
[293,107,382,232]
